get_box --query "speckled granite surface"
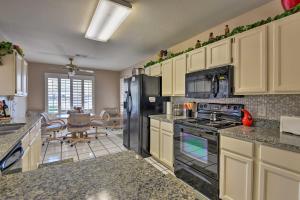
[219,125,300,153]
[0,113,41,160]
[149,114,187,123]
[0,151,203,200]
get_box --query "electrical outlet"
[257,104,267,117]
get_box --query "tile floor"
[41,128,174,176]
[41,128,126,164]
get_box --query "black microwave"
[185,65,234,99]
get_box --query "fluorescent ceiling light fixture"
[85,0,132,42]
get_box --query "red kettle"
[241,109,253,126]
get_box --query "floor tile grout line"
[98,139,110,155]
[87,143,96,158]
[106,135,123,151]
[74,144,80,161]
[42,142,49,164]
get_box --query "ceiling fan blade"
[78,69,94,73]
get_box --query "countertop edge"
[0,115,42,161]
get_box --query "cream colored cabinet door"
[172,54,186,96]
[234,26,268,94]
[150,63,161,77]
[220,150,253,200]
[161,59,173,96]
[22,60,28,96]
[0,54,16,95]
[187,47,206,73]
[30,136,41,170]
[159,130,173,169]
[144,67,151,75]
[258,162,300,200]
[271,13,300,93]
[150,127,160,159]
[22,147,30,172]
[207,38,232,68]
[15,53,23,95]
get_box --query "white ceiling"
[0,0,272,71]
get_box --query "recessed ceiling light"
[85,0,132,42]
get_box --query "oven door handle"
[177,162,216,185]
[179,128,218,142]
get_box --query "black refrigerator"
[123,74,165,157]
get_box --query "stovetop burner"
[176,103,244,130]
[182,118,241,129]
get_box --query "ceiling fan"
[65,57,94,77]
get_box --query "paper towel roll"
[166,102,172,115]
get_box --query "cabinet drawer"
[160,121,173,133]
[260,145,300,173]
[220,136,254,158]
[150,119,160,129]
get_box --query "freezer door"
[123,78,130,148]
[129,76,141,153]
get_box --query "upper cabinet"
[0,51,28,96]
[271,13,300,93]
[145,63,162,77]
[234,26,268,95]
[162,55,186,96]
[22,60,28,96]
[150,63,161,77]
[172,54,186,96]
[186,47,206,73]
[161,59,173,96]
[207,38,232,69]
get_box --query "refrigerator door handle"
[124,93,129,110]
[128,95,133,113]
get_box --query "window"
[45,73,95,114]
[47,78,59,113]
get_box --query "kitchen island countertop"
[0,151,203,200]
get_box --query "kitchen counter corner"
[0,113,42,160]
[219,125,300,153]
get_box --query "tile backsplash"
[173,95,300,121]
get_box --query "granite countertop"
[219,125,300,153]
[0,113,42,160]
[149,114,188,123]
[0,151,203,200]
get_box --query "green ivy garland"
[0,42,13,65]
[144,3,300,68]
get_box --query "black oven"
[174,123,219,200]
[185,65,234,99]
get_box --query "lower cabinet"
[21,147,30,172]
[220,150,253,200]
[220,136,300,200]
[150,127,160,159]
[258,162,300,200]
[159,129,173,168]
[21,120,42,172]
[150,119,174,170]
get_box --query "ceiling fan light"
[85,0,132,42]
[68,71,76,77]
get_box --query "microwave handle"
[211,75,219,97]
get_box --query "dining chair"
[40,112,67,145]
[65,113,92,146]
